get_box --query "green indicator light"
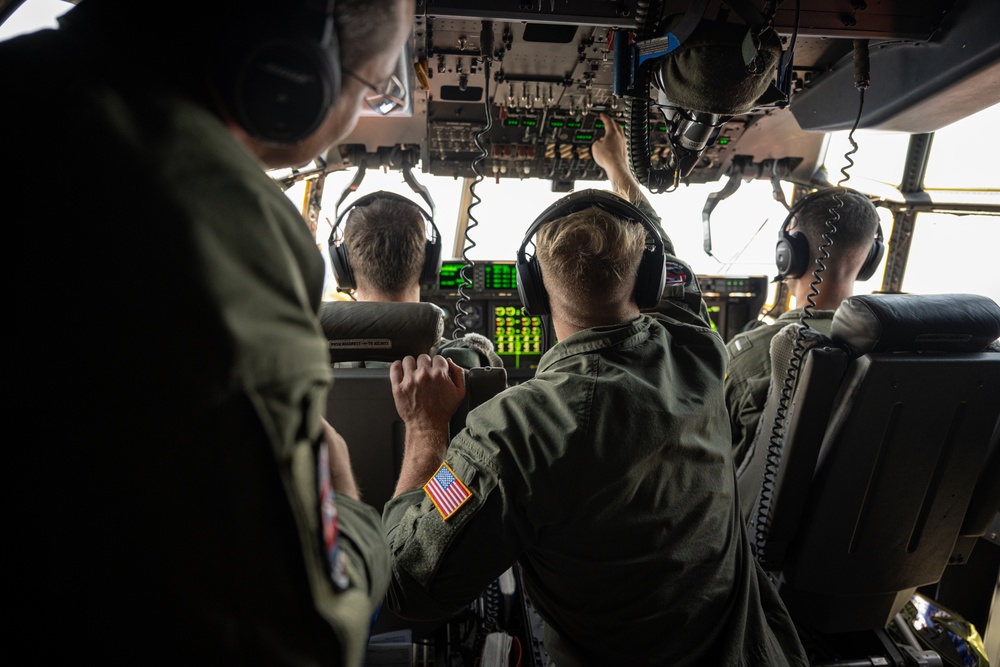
[550,120,565,128]
[594,121,605,129]
[523,119,538,127]
[575,133,594,142]
[718,137,730,145]
[505,118,520,126]
[567,121,582,128]
[656,124,668,132]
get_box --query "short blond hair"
[535,206,646,307]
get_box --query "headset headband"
[328,191,442,291]
[517,190,665,264]
[775,187,884,281]
[516,189,667,315]
[332,191,437,235]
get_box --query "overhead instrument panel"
[334,0,970,189]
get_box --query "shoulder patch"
[424,462,473,520]
[663,261,690,286]
[730,335,753,356]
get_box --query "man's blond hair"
[535,206,647,310]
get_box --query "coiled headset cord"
[454,24,494,338]
[752,41,869,565]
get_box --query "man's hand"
[592,112,644,203]
[390,355,467,496]
[322,417,360,500]
[592,112,627,174]
[390,354,466,431]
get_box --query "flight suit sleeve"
[382,415,532,621]
[724,334,773,471]
[333,494,392,606]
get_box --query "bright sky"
[5,0,998,304]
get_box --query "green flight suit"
[4,14,388,665]
[724,309,835,471]
[383,239,807,665]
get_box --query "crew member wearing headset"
[4,0,414,662]
[725,189,883,471]
[325,192,502,367]
[380,114,809,666]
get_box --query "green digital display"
[656,124,668,132]
[574,132,594,142]
[567,121,582,128]
[505,118,520,126]
[522,118,538,127]
[438,262,468,290]
[594,121,604,129]
[718,136,730,145]
[493,305,543,358]
[483,263,518,291]
[550,120,565,128]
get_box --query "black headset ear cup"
[775,219,811,280]
[420,234,443,285]
[217,3,341,144]
[634,247,667,309]
[856,223,885,281]
[515,255,550,316]
[328,234,356,290]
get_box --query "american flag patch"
[424,462,473,520]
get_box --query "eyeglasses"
[344,69,406,116]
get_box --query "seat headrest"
[319,301,445,363]
[831,294,1000,356]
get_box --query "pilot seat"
[736,293,1000,665]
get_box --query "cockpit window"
[823,129,910,191]
[923,103,1000,191]
[0,0,70,42]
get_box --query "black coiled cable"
[625,0,676,193]
[454,43,493,338]
[473,579,502,659]
[752,43,869,564]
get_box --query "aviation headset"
[216,0,342,144]
[516,190,667,316]
[328,192,442,291]
[775,187,885,281]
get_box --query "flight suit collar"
[537,315,651,372]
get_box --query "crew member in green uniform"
[381,114,808,666]
[4,0,413,662]
[725,189,883,470]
